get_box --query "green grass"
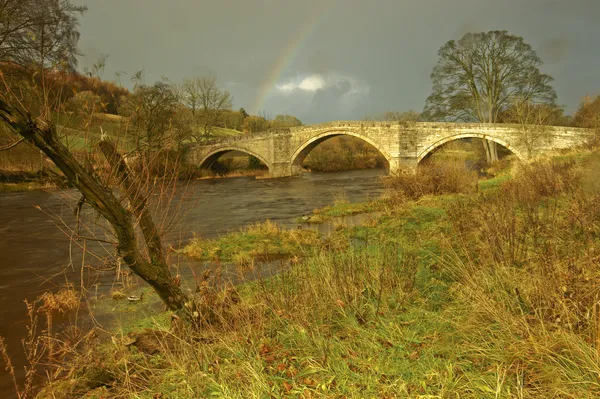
[181,220,321,266]
[478,171,512,190]
[295,199,387,224]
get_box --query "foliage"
[66,91,104,117]
[573,94,600,145]
[50,70,129,114]
[221,110,246,131]
[366,110,421,122]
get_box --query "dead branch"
[0,136,26,151]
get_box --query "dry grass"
[37,244,422,398]
[443,154,600,397]
[384,160,478,202]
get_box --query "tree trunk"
[482,139,491,163]
[0,99,189,312]
[488,140,499,162]
[482,139,499,163]
[99,140,188,310]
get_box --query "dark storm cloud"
[542,37,570,64]
[73,0,600,123]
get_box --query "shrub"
[501,158,581,203]
[384,161,478,201]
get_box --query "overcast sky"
[73,0,600,124]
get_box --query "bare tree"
[0,1,189,312]
[120,80,179,150]
[0,0,86,69]
[383,110,421,122]
[422,30,557,162]
[499,98,563,156]
[178,76,232,139]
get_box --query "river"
[0,168,386,396]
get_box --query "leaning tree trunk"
[0,100,189,312]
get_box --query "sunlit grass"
[181,220,321,265]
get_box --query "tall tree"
[178,76,232,139]
[422,30,557,162]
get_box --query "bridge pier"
[388,157,419,175]
[269,163,298,178]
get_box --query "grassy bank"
[181,220,321,268]
[18,150,600,398]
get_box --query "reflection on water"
[0,168,385,395]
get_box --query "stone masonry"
[188,121,594,178]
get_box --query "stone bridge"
[189,121,593,178]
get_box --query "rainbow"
[251,0,336,114]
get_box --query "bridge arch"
[417,133,525,164]
[290,129,392,170]
[198,146,272,173]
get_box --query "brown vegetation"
[303,136,387,172]
[383,160,479,201]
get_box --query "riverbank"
[12,152,600,398]
[0,167,269,192]
[0,169,66,192]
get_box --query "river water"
[0,169,385,396]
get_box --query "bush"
[501,158,581,203]
[384,161,478,201]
